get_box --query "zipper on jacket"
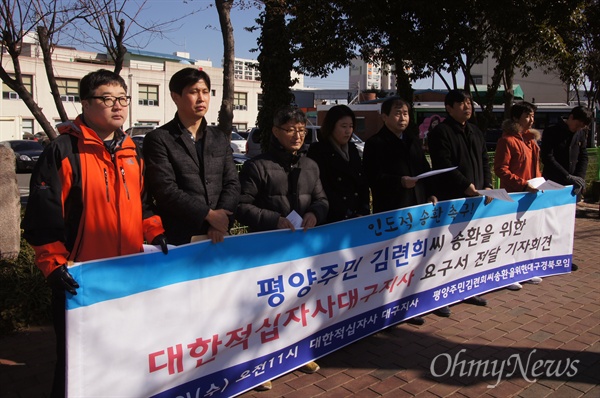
[103,168,110,202]
[120,167,131,200]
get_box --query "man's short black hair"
[444,89,471,108]
[510,101,537,120]
[273,106,308,127]
[169,67,211,95]
[380,96,411,116]
[79,69,127,100]
[570,106,593,125]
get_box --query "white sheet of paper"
[286,210,303,229]
[528,177,565,191]
[414,166,458,180]
[143,244,177,253]
[477,189,515,202]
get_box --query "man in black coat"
[540,105,592,272]
[541,105,592,197]
[428,90,493,201]
[237,107,328,232]
[362,96,436,326]
[363,96,437,214]
[236,106,327,391]
[143,68,240,245]
[427,89,492,316]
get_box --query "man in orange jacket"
[22,69,167,398]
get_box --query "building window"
[211,90,216,97]
[138,84,159,106]
[257,93,263,110]
[233,123,247,131]
[234,92,248,110]
[22,119,34,135]
[2,75,33,99]
[472,75,483,85]
[57,78,80,102]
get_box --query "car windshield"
[231,132,244,140]
[11,141,44,151]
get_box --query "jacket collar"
[57,115,129,151]
[268,134,304,169]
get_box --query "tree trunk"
[112,18,127,76]
[394,59,414,105]
[256,0,294,152]
[0,51,57,139]
[37,26,69,124]
[216,0,234,137]
[503,66,515,118]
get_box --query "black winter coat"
[363,126,433,213]
[540,118,588,185]
[307,139,370,223]
[428,117,492,201]
[143,115,240,245]
[237,142,329,232]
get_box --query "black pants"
[51,289,66,398]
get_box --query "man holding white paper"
[427,89,492,316]
[363,96,438,214]
[236,106,328,390]
[237,106,328,233]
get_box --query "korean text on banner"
[66,188,576,397]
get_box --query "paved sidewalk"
[1,203,599,398]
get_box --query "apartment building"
[1,44,306,141]
[348,57,396,93]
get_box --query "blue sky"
[125,1,435,90]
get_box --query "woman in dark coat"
[307,105,371,224]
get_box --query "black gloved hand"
[151,234,169,254]
[47,265,79,295]
[566,175,586,195]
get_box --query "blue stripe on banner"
[67,188,575,310]
[150,254,572,398]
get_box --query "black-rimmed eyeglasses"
[276,126,307,137]
[89,96,132,107]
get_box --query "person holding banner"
[494,103,544,290]
[21,69,167,398]
[307,104,370,223]
[494,103,542,195]
[362,97,436,326]
[237,106,328,391]
[363,96,437,214]
[540,105,592,200]
[540,105,592,272]
[428,89,492,317]
[143,68,240,245]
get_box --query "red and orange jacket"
[22,116,164,277]
[494,129,542,193]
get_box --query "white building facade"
[348,58,396,94]
[1,46,291,140]
[470,58,569,104]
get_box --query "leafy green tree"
[548,0,599,107]
[472,0,585,127]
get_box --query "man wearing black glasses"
[237,106,328,233]
[236,106,328,391]
[22,69,167,398]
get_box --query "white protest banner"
[66,188,576,397]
